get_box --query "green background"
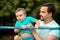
[0,0,60,40]
[0,0,60,25]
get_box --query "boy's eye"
[16,16,18,17]
[16,15,23,17]
[20,15,22,17]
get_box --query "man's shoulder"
[51,20,59,27]
[38,19,59,27]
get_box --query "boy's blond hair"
[16,8,26,14]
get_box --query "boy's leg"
[14,35,21,40]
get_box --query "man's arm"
[46,30,60,40]
[46,35,57,40]
[32,30,42,40]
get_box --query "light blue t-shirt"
[15,16,35,34]
[36,20,60,40]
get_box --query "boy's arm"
[34,19,40,28]
[14,21,20,33]
[14,29,20,33]
[14,26,26,33]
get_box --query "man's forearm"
[32,30,42,40]
[46,35,57,40]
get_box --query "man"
[32,3,60,40]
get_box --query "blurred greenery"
[0,0,60,26]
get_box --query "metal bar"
[0,26,60,30]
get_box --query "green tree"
[0,0,60,25]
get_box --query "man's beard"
[40,17,48,21]
[41,19,44,21]
[40,16,44,21]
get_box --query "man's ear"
[49,12,52,17]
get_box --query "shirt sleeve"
[15,21,19,27]
[28,16,35,23]
[49,30,60,38]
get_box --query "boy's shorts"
[22,36,34,40]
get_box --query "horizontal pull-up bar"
[0,26,60,30]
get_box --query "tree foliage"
[0,0,60,25]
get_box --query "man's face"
[39,6,51,21]
[16,11,26,22]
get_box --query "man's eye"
[40,11,45,13]
[42,11,45,13]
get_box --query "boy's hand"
[27,23,33,27]
[14,29,20,33]
[22,26,26,29]
[35,25,40,28]
[34,19,40,28]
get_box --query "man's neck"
[44,17,53,24]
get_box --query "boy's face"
[16,11,26,22]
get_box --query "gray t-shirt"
[36,20,60,40]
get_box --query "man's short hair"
[41,3,55,16]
